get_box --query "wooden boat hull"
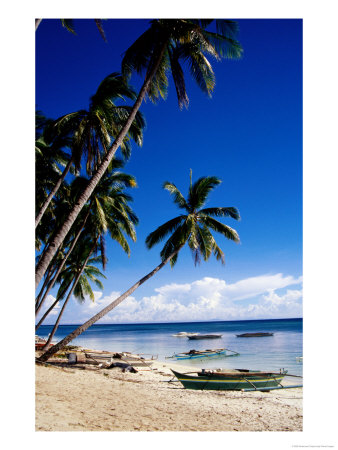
[171,369,286,391]
[188,334,222,340]
[35,342,54,350]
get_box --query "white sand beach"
[35,354,302,432]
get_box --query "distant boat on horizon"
[236,332,274,338]
[188,334,223,340]
[171,332,200,337]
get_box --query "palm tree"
[35,204,92,316]
[35,19,242,288]
[35,73,145,228]
[40,239,106,349]
[36,162,138,324]
[38,173,240,361]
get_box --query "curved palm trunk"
[35,158,73,228]
[38,246,181,361]
[35,205,92,316]
[41,236,99,350]
[35,277,74,330]
[35,42,168,289]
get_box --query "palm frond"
[99,235,107,270]
[168,46,189,109]
[146,48,170,103]
[84,264,106,277]
[90,73,137,107]
[203,30,243,59]
[199,206,240,221]
[94,19,107,42]
[181,43,216,96]
[196,224,214,261]
[145,215,186,249]
[163,181,189,210]
[108,224,131,255]
[159,222,190,267]
[187,221,201,265]
[188,176,221,210]
[61,19,76,35]
[212,240,225,264]
[199,216,240,243]
[121,26,159,79]
[94,197,108,233]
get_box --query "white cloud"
[37,273,303,325]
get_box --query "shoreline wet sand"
[35,347,302,432]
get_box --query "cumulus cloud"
[37,272,303,325]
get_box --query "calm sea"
[38,318,303,376]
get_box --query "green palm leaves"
[146,175,240,267]
[122,19,242,109]
[53,72,146,173]
[57,250,106,303]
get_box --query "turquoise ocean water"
[38,318,303,376]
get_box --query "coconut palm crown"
[52,72,146,174]
[122,19,243,109]
[146,174,240,267]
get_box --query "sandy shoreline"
[35,349,302,432]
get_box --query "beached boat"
[35,335,54,350]
[171,332,200,337]
[188,334,222,340]
[168,348,239,360]
[171,368,302,391]
[236,332,274,337]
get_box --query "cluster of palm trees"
[36,19,243,361]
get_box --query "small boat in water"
[167,348,239,360]
[188,334,222,340]
[236,332,274,337]
[172,332,200,337]
[171,368,302,391]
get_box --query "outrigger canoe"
[168,348,239,360]
[171,368,303,391]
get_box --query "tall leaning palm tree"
[35,19,242,289]
[38,173,240,361]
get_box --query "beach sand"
[35,352,302,432]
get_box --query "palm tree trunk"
[40,236,99,350]
[35,19,43,30]
[35,42,168,289]
[38,245,181,361]
[35,204,92,316]
[35,263,55,308]
[35,158,73,228]
[35,277,74,331]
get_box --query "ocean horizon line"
[45,317,302,327]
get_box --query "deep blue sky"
[36,19,303,323]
